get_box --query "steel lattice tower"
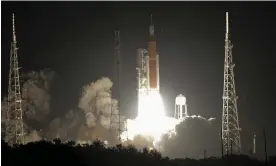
[110,29,127,141]
[222,12,241,154]
[5,14,25,145]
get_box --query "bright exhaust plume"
[121,90,179,148]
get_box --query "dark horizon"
[1,1,276,157]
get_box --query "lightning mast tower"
[222,12,241,154]
[110,28,127,142]
[5,14,25,145]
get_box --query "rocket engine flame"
[138,90,165,120]
[121,19,180,149]
[121,90,179,149]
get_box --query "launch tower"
[137,48,149,91]
[5,14,25,145]
[221,12,241,154]
[110,29,128,142]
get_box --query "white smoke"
[64,109,79,129]
[21,70,54,121]
[78,77,122,130]
[1,70,123,145]
[86,112,96,128]
[122,107,219,159]
[158,116,219,159]
[47,118,61,139]
[25,130,42,143]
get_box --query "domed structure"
[174,94,188,119]
[175,94,186,105]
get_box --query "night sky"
[2,2,276,156]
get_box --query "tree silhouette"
[66,140,76,147]
[1,139,275,166]
[53,138,62,145]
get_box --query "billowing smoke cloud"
[2,69,221,159]
[1,69,122,146]
[77,77,125,145]
[158,116,220,159]
[25,130,42,143]
[1,70,58,142]
[123,134,155,150]
[118,115,220,159]
[79,77,114,128]
[21,70,54,126]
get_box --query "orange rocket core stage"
[148,40,157,89]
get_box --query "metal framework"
[174,94,188,120]
[222,12,241,154]
[136,48,149,90]
[136,49,160,91]
[110,29,127,141]
[5,14,25,145]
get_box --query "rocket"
[147,14,159,90]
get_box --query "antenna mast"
[222,12,241,154]
[5,13,25,145]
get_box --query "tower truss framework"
[5,14,25,145]
[222,12,241,154]
[110,29,128,142]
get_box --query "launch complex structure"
[3,12,241,154]
[136,14,160,96]
[5,14,25,145]
[135,12,242,154]
[110,28,128,141]
[221,12,242,154]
